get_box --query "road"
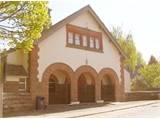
[81,102,160,118]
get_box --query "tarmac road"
[81,102,160,118]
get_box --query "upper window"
[90,37,94,48]
[95,38,100,49]
[68,32,73,44]
[75,33,81,45]
[66,24,103,52]
[82,35,88,47]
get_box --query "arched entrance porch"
[78,73,95,103]
[41,63,74,105]
[101,75,115,101]
[75,65,98,103]
[48,71,70,104]
[98,68,120,102]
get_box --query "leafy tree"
[140,64,160,89]
[131,75,149,91]
[111,26,145,76]
[148,55,158,65]
[137,52,145,66]
[112,26,160,90]
[0,1,51,82]
[0,1,51,52]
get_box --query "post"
[0,51,7,117]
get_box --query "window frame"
[68,32,74,44]
[18,77,27,92]
[66,24,103,53]
[74,33,81,46]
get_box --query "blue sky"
[49,0,160,62]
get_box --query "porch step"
[3,92,33,115]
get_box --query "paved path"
[9,100,160,118]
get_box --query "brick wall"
[4,81,19,92]
[3,92,33,116]
[125,91,160,101]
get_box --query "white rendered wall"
[38,11,121,82]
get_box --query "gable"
[67,12,120,55]
[38,5,126,59]
[70,11,101,32]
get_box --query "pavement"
[7,100,160,118]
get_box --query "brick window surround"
[66,24,103,53]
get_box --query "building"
[2,5,131,114]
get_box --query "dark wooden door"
[78,75,95,103]
[49,77,70,104]
[49,78,57,104]
[101,81,115,101]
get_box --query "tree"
[112,26,160,90]
[148,55,158,65]
[140,64,160,89]
[0,1,51,52]
[131,75,149,91]
[111,26,145,76]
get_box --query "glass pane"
[95,38,100,49]
[75,33,80,45]
[82,35,87,47]
[90,37,94,48]
[68,32,73,44]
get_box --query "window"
[19,78,26,92]
[95,38,100,49]
[66,24,103,52]
[75,33,80,45]
[68,32,73,44]
[82,35,88,47]
[90,37,94,48]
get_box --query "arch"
[49,74,58,83]
[99,68,119,84]
[98,68,121,101]
[75,65,98,80]
[101,75,112,86]
[75,65,98,103]
[41,63,74,105]
[42,63,74,82]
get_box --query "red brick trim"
[98,68,121,101]
[120,56,125,101]
[28,45,39,105]
[41,63,75,105]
